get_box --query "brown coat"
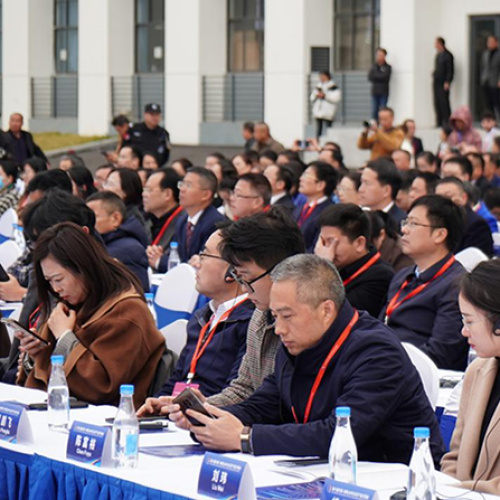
[357,127,404,160]
[441,358,500,494]
[23,290,165,408]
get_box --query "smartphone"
[274,458,328,467]
[0,263,9,282]
[105,416,170,424]
[298,140,310,149]
[1,318,50,346]
[172,388,215,426]
[28,399,89,411]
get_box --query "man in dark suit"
[359,158,405,228]
[230,173,271,219]
[4,113,47,164]
[156,167,224,272]
[264,164,295,212]
[435,177,494,256]
[293,161,337,252]
[315,204,394,318]
[433,37,454,127]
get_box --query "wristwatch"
[240,426,253,454]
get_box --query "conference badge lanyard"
[384,255,455,324]
[292,310,359,424]
[342,252,381,287]
[151,206,184,247]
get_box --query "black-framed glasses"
[199,252,226,262]
[227,265,276,293]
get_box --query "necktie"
[186,221,194,251]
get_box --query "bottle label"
[67,421,111,467]
[320,479,377,500]
[125,433,138,456]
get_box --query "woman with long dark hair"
[16,222,164,407]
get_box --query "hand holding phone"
[1,318,50,346]
[172,388,215,427]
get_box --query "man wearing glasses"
[380,195,468,370]
[230,173,272,220]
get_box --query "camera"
[362,120,370,128]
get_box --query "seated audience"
[318,148,348,173]
[315,204,394,317]
[58,153,85,171]
[447,106,482,151]
[170,157,192,178]
[294,161,337,252]
[138,230,253,411]
[86,191,149,292]
[250,122,285,155]
[232,153,254,177]
[435,177,494,256]
[408,171,440,205]
[416,151,439,174]
[167,255,444,464]
[117,145,142,170]
[441,156,473,182]
[380,195,468,370]
[142,153,160,170]
[22,158,47,186]
[205,152,226,171]
[258,150,278,171]
[0,160,21,217]
[396,171,418,213]
[481,112,500,153]
[276,150,302,167]
[93,164,115,192]
[230,173,271,219]
[16,222,164,407]
[67,165,97,200]
[24,169,73,204]
[484,187,500,221]
[442,260,500,494]
[465,184,499,234]
[483,153,500,188]
[359,158,405,226]
[392,149,412,172]
[337,172,361,205]
[466,152,491,196]
[205,158,238,184]
[263,164,295,211]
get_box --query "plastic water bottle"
[145,292,157,324]
[47,355,70,431]
[11,224,26,252]
[112,384,139,468]
[329,406,357,484]
[168,241,180,271]
[407,427,436,500]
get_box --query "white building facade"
[1,0,499,147]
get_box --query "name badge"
[66,421,111,467]
[172,382,200,397]
[0,402,33,444]
[321,479,378,500]
[198,451,255,500]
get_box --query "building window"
[135,0,165,74]
[228,0,264,72]
[54,0,78,74]
[334,0,380,71]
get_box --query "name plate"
[0,402,33,444]
[321,479,378,500]
[67,421,111,467]
[198,451,255,500]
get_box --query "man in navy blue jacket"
[172,255,445,466]
[380,194,468,370]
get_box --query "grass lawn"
[32,132,111,152]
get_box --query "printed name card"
[320,479,378,500]
[0,402,33,444]
[198,451,255,500]
[66,421,111,467]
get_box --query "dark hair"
[142,152,160,169]
[416,151,437,168]
[60,154,85,169]
[481,112,496,121]
[465,183,482,205]
[436,176,467,196]
[442,124,453,137]
[484,187,500,210]
[379,106,394,116]
[376,47,388,56]
[232,152,254,169]
[308,161,338,196]
[95,163,115,174]
[68,166,97,200]
[341,171,362,190]
[436,37,446,47]
[170,157,192,177]
[215,159,238,180]
[150,167,181,203]
[138,167,153,182]
[414,171,440,194]
[318,204,370,246]
[277,150,302,164]
[207,152,226,161]
[22,189,96,243]
[23,157,47,175]
[365,158,402,200]
[86,190,127,219]
[460,260,500,331]
[409,194,465,251]
[275,165,294,193]
[26,169,73,194]
[319,70,331,79]
[33,222,142,324]
[120,145,143,162]
[237,173,272,206]
[186,166,218,197]
[398,170,418,192]
[219,176,238,193]
[466,152,485,172]
[259,150,278,163]
[367,210,399,242]
[283,160,306,181]
[0,160,20,183]
[219,206,305,270]
[111,114,129,127]
[243,122,254,133]
[111,169,143,206]
[443,156,473,179]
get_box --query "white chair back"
[0,208,17,239]
[402,342,440,410]
[160,319,188,357]
[154,263,198,311]
[455,247,488,272]
[0,240,22,270]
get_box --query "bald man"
[251,122,285,155]
[5,113,47,164]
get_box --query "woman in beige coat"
[441,259,500,494]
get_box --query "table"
[0,383,491,500]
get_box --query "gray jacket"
[480,49,500,87]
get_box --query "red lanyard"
[187,297,247,382]
[343,252,381,287]
[292,310,359,424]
[152,206,184,246]
[28,305,42,331]
[298,201,317,227]
[385,255,455,319]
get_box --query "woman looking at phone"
[16,222,164,408]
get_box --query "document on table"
[139,443,211,458]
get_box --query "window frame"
[54,0,78,75]
[135,0,165,74]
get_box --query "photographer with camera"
[357,107,404,161]
[310,71,341,139]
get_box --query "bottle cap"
[50,355,64,365]
[335,406,351,417]
[170,241,178,249]
[414,427,430,439]
[144,292,154,301]
[120,384,134,396]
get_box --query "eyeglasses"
[400,219,444,230]
[231,192,260,200]
[301,173,319,182]
[227,265,276,293]
[177,180,206,190]
[461,316,485,330]
[199,252,226,262]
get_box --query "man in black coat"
[264,164,295,213]
[315,203,394,317]
[167,255,445,465]
[4,113,47,164]
[368,48,392,120]
[480,35,500,120]
[433,37,454,127]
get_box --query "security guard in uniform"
[124,103,171,165]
